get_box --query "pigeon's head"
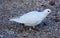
[43,9,51,14]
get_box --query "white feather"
[9,9,51,26]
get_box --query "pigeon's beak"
[50,12,52,14]
[49,12,52,15]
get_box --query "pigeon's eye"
[48,10,49,12]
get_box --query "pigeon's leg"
[31,26,40,31]
[29,26,33,31]
[23,26,29,31]
[19,23,29,31]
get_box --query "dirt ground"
[0,0,60,38]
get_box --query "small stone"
[41,4,46,7]
[53,18,59,22]
[41,4,44,6]
[49,0,55,6]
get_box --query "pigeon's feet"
[23,26,29,31]
[19,23,29,31]
[31,27,40,31]
[20,23,40,32]
[23,26,40,32]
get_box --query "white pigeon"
[9,9,51,27]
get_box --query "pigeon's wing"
[9,11,41,24]
[18,11,42,26]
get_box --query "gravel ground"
[0,0,60,38]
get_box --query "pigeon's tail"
[9,18,22,23]
[9,19,15,21]
[9,18,18,21]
